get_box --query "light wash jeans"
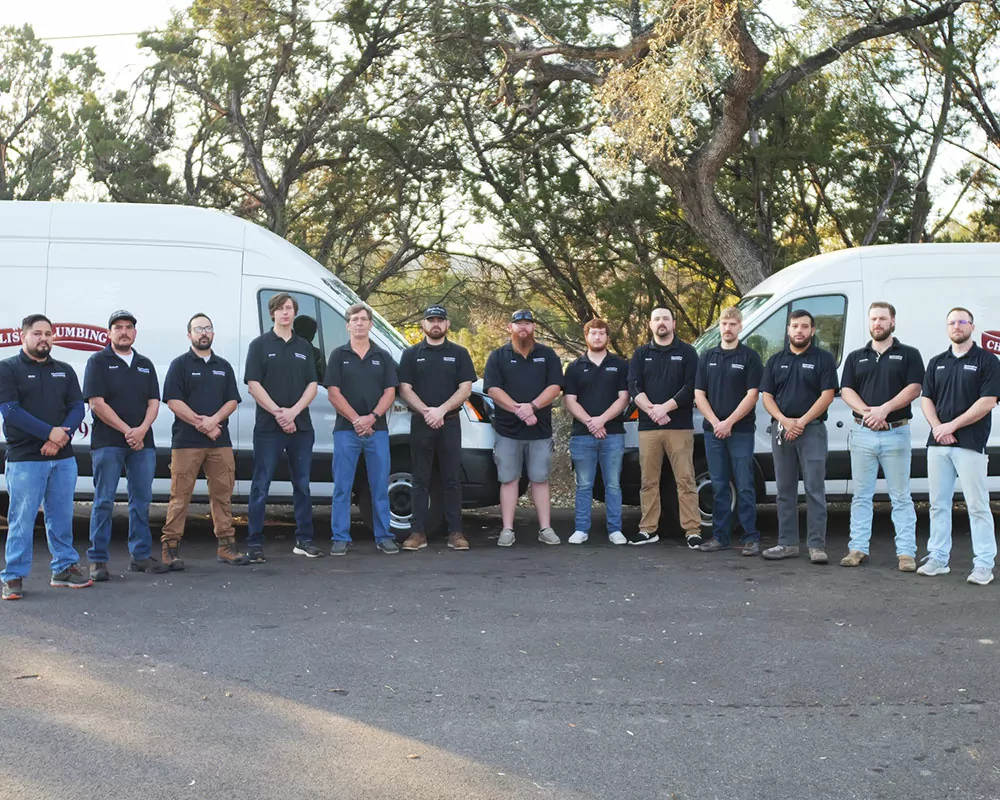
[926,445,996,571]
[569,433,625,534]
[331,429,392,542]
[848,423,917,556]
[2,458,80,582]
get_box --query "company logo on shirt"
[858,357,869,363]
[52,372,66,378]
[0,323,109,352]
[294,352,307,360]
[416,358,426,362]
[443,357,456,362]
[108,364,119,370]
[191,372,202,376]
[606,366,618,372]
[963,364,978,371]
[268,353,277,358]
[802,363,815,370]
[212,370,226,376]
[731,363,745,370]
[372,360,381,366]
[888,354,903,360]
[138,367,151,374]
[533,357,545,363]
[670,355,683,361]
[780,364,789,370]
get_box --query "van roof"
[746,243,1000,299]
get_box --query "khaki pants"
[161,447,236,543]
[638,429,700,535]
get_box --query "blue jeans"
[2,458,80,581]
[331,429,391,542]
[247,430,315,547]
[88,446,156,563]
[927,445,996,570]
[704,430,759,545]
[569,434,624,534]
[848,424,917,556]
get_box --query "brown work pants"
[161,447,236,543]
[638,429,700,535]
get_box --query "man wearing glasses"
[160,314,249,568]
[918,307,1000,586]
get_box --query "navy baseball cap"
[108,310,137,327]
[423,305,448,319]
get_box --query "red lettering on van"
[983,331,1000,354]
[0,323,108,352]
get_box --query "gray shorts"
[494,435,553,484]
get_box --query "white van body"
[620,244,1000,525]
[0,201,501,532]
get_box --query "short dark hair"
[650,306,673,320]
[187,312,212,332]
[21,313,52,331]
[947,306,974,323]
[268,293,298,319]
[583,318,608,336]
[869,302,896,317]
[789,309,815,326]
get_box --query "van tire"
[356,454,446,538]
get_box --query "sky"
[8,0,181,83]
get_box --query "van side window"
[794,295,848,364]
[319,300,348,362]
[743,303,789,363]
[257,290,327,380]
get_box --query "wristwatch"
[371,410,381,420]
[530,401,539,412]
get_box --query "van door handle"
[836,421,844,428]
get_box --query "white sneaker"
[967,567,994,586]
[498,528,515,547]
[568,531,588,544]
[917,557,950,576]
[538,527,561,545]
[608,531,627,545]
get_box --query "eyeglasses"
[946,320,972,327]
[192,326,214,334]
[511,313,534,323]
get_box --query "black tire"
[356,453,445,538]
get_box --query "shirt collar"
[185,348,217,364]
[17,350,51,366]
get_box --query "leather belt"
[853,414,909,429]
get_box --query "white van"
[617,243,1000,526]
[0,201,501,532]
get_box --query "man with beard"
[760,309,838,564]
[84,310,166,579]
[0,315,92,600]
[160,314,249,569]
[839,302,924,571]
[918,307,1000,586]
[244,293,320,562]
[563,318,630,545]
[693,306,764,556]
[627,307,700,546]
[398,305,476,551]
[484,309,564,547]
[326,303,400,555]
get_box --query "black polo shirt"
[163,349,242,449]
[841,338,924,423]
[0,352,84,462]
[760,344,839,421]
[244,330,318,433]
[627,339,698,431]
[324,342,399,433]
[483,342,564,440]
[398,339,476,418]
[922,343,1000,453]
[695,343,764,433]
[563,353,629,437]
[82,346,160,450]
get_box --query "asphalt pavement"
[1,502,999,800]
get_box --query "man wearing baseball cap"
[483,309,564,546]
[83,310,167,578]
[398,305,476,551]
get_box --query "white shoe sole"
[292,546,324,558]
[917,568,950,576]
[629,536,659,546]
[967,575,994,586]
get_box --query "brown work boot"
[162,541,185,571]
[839,550,867,567]
[898,554,917,572]
[401,532,428,551]
[217,537,250,566]
[447,532,470,551]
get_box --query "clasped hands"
[41,426,73,457]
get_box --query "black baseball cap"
[510,309,534,323]
[423,305,448,320]
[108,309,137,328]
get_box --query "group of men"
[0,295,997,601]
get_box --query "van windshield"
[693,294,772,353]
[322,276,408,352]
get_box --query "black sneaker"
[90,562,110,582]
[627,530,659,546]
[50,565,94,588]
[330,541,350,556]
[686,533,704,549]
[292,542,325,558]
[2,578,24,600]
[128,556,170,574]
[247,547,266,564]
[376,538,400,554]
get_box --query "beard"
[950,330,972,345]
[27,342,51,359]
[871,326,894,342]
